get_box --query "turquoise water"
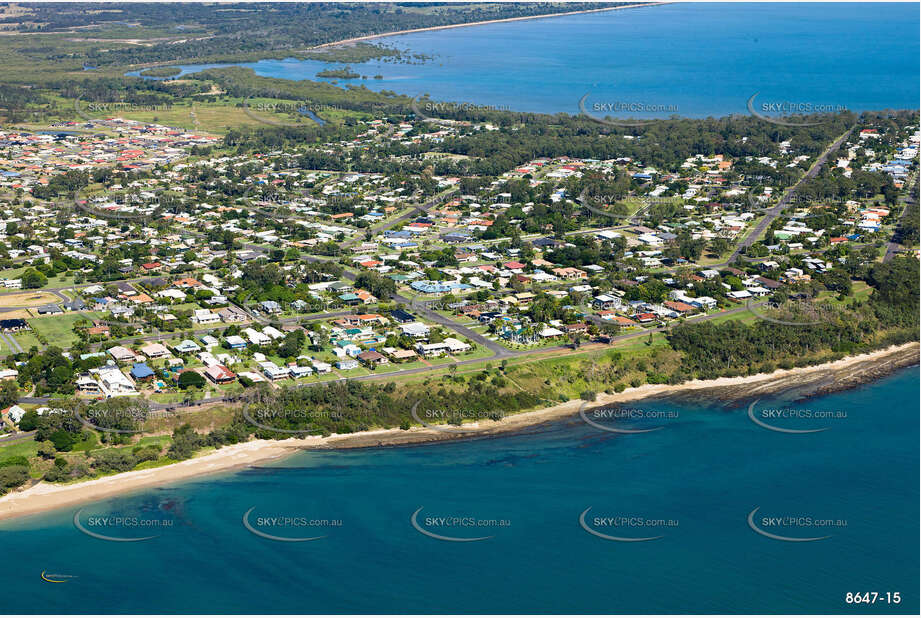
[163,3,919,117]
[3,366,918,613]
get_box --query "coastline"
[311,2,670,49]
[1,341,917,523]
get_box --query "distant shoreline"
[311,2,671,50]
[1,341,916,523]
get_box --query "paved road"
[883,174,918,263]
[730,128,854,262]
[155,301,759,410]
[341,188,460,250]
[291,186,508,357]
[0,277,146,299]
[0,331,23,354]
[405,292,513,358]
[17,300,764,411]
[85,309,358,350]
[0,430,36,444]
[7,136,856,410]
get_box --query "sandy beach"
[310,2,670,50]
[1,341,916,522]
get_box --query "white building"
[244,328,271,346]
[94,366,139,398]
[444,337,471,353]
[262,326,285,340]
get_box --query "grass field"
[55,93,354,134]
[10,330,41,353]
[0,267,76,291]
[0,438,42,478]
[27,313,88,347]
[0,438,40,461]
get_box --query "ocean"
[3,366,918,613]
[156,2,920,118]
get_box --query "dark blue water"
[154,3,919,117]
[3,366,917,614]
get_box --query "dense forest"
[667,256,919,378]
[4,2,623,68]
[208,65,862,176]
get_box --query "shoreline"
[0,341,917,523]
[311,3,670,49]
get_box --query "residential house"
[218,306,248,322]
[140,343,170,359]
[244,328,271,346]
[192,308,220,325]
[357,350,389,366]
[173,339,202,354]
[107,345,137,363]
[204,364,237,384]
[225,335,247,349]
[416,342,451,358]
[95,366,139,398]
[129,362,155,382]
[444,337,471,354]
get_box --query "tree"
[178,371,206,389]
[17,410,39,431]
[710,237,731,256]
[21,268,47,289]
[0,465,29,495]
[50,429,76,451]
[0,381,19,409]
[354,271,396,300]
[277,330,306,358]
[167,423,205,460]
[36,441,56,459]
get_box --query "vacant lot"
[28,313,87,347]
[0,291,60,308]
[0,309,33,319]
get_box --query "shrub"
[50,429,76,451]
[0,465,30,494]
[178,371,206,389]
[133,445,161,463]
[0,455,29,468]
[37,441,57,459]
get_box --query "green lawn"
[9,330,42,353]
[452,345,494,361]
[0,438,40,461]
[0,267,76,290]
[27,313,89,347]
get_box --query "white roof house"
[415,342,450,357]
[192,308,220,324]
[5,404,26,423]
[94,366,139,398]
[400,322,430,338]
[444,337,471,353]
[262,326,285,340]
[244,328,271,346]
